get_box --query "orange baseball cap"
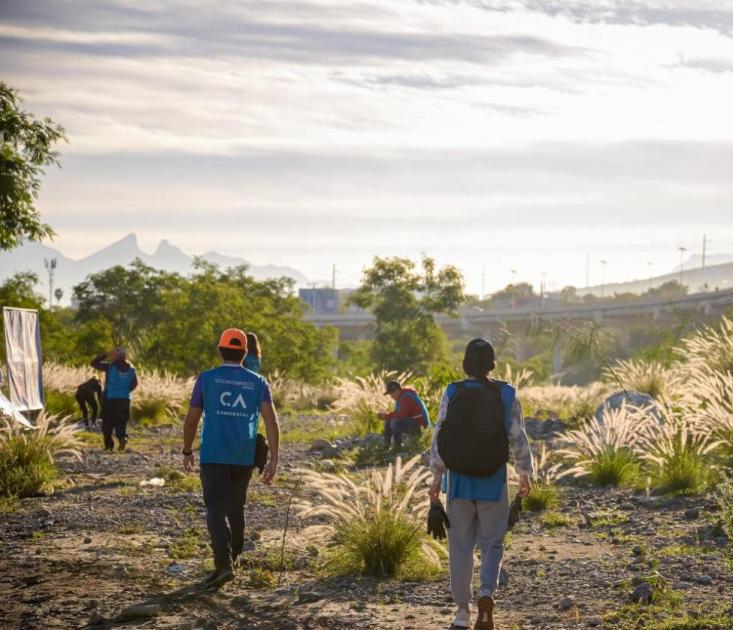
[218,328,247,351]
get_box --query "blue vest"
[199,365,268,466]
[106,364,136,400]
[441,380,515,502]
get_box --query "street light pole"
[600,260,607,298]
[678,246,688,289]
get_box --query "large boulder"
[594,391,661,423]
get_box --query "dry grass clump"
[331,371,411,435]
[269,370,338,411]
[603,359,677,400]
[295,455,444,579]
[523,444,563,512]
[557,406,644,486]
[493,364,535,390]
[522,382,610,426]
[677,315,733,375]
[0,412,82,497]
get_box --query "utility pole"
[647,261,653,293]
[678,246,688,288]
[44,257,57,309]
[702,234,707,290]
[600,260,607,298]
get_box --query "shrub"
[522,382,610,427]
[133,396,177,426]
[540,512,571,528]
[677,315,733,375]
[0,413,82,497]
[557,406,644,486]
[523,484,558,512]
[295,456,444,578]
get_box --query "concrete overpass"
[305,287,733,352]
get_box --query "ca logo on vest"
[220,391,247,409]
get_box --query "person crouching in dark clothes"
[91,348,138,451]
[75,376,102,428]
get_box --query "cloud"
[677,55,733,72]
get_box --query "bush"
[44,389,79,418]
[523,484,558,512]
[133,396,177,426]
[588,448,639,487]
[296,456,444,579]
[604,359,673,399]
[0,413,82,498]
[540,512,571,528]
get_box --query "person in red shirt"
[378,380,431,449]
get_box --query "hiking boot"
[474,596,494,630]
[202,566,234,588]
[453,606,471,629]
[118,438,127,452]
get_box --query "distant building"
[299,287,340,314]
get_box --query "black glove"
[427,502,450,540]
[254,433,269,474]
[508,494,522,530]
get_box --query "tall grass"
[295,455,444,578]
[557,406,643,486]
[522,382,610,426]
[677,315,733,375]
[523,444,562,511]
[604,359,675,399]
[636,412,720,495]
[717,476,733,540]
[0,413,82,497]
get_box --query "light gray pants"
[446,484,509,607]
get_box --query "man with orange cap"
[182,328,280,587]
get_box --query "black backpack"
[437,380,509,477]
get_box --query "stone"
[632,545,645,557]
[630,582,653,604]
[684,508,700,520]
[697,575,713,585]
[321,446,340,458]
[557,596,575,611]
[673,581,693,590]
[309,438,332,452]
[87,612,106,626]
[118,603,161,619]
[84,537,93,544]
[319,459,337,473]
[595,391,660,423]
[298,591,322,604]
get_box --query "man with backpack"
[429,338,533,630]
[378,380,431,449]
[182,328,280,588]
[91,348,138,451]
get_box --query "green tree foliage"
[73,259,337,380]
[350,256,464,373]
[0,82,65,250]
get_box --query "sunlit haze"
[2,0,733,294]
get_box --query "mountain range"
[0,234,309,305]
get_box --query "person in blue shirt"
[429,339,533,630]
[182,328,280,588]
[244,332,261,373]
[91,348,138,451]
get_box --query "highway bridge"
[305,287,733,349]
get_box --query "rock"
[684,508,700,520]
[241,540,256,552]
[321,446,340,458]
[673,581,693,590]
[84,537,93,544]
[309,438,332,452]
[319,459,337,473]
[632,545,645,557]
[167,562,185,574]
[697,575,713,585]
[499,568,509,586]
[556,596,575,611]
[298,591,322,604]
[595,391,660,423]
[87,612,106,626]
[630,582,653,604]
[118,603,161,620]
[714,536,729,547]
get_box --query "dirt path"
[1,423,732,629]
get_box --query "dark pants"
[76,392,98,426]
[200,463,254,571]
[383,417,422,449]
[102,398,130,450]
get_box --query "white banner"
[3,307,44,412]
[0,390,34,428]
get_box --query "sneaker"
[453,607,471,628]
[474,596,494,630]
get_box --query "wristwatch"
[182,448,193,456]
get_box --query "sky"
[2,0,733,295]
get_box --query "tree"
[0,82,66,250]
[350,256,464,373]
